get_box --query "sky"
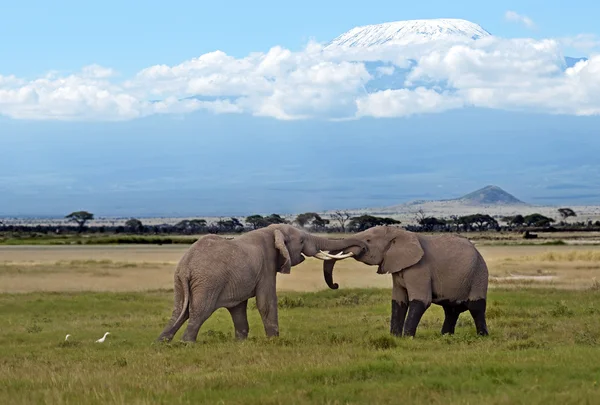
[1,1,598,78]
[2,1,600,216]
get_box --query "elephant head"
[321,226,424,289]
[267,224,367,274]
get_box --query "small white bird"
[95,332,110,343]
[65,334,71,341]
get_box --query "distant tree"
[264,214,287,224]
[418,216,446,231]
[558,208,577,220]
[245,214,286,229]
[331,210,351,233]
[311,214,330,231]
[294,212,331,231]
[65,211,94,233]
[458,214,498,231]
[217,217,243,233]
[446,215,461,232]
[295,212,318,228]
[125,218,144,234]
[246,215,269,230]
[348,215,401,232]
[472,214,498,231]
[523,213,555,227]
[413,208,427,225]
[174,219,207,234]
[502,214,525,227]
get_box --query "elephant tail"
[173,274,191,328]
[156,273,191,342]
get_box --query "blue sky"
[2,1,600,216]
[1,0,596,77]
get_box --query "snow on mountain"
[325,18,491,48]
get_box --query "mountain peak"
[326,18,491,49]
[456,185,526,206]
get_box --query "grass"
[5,245,600,293]
[523,251,600,262]
[1,288,600,404]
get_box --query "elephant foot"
[156,334,174,343]
[235,330,249,340]
[181,327,200,343]
[467,299,489,336]
[440,303,468,335]
[265,329,280,338]
[390,300,408,337]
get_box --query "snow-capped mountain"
[326,18,491,48]
[322,18,586,94]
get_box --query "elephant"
[320,226,489,338]
[157,224,365,343]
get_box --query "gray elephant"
[320,226,489,337]
[157,224,365,343]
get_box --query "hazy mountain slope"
[453,185,527,206]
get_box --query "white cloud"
[1,31,600,121]
[505,11,536,30]
[356,87,464,117]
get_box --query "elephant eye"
[366,239,371,243]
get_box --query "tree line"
[1,207,598,236]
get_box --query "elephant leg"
[441,304,467,335]
[227,300,250,340]
[467,299,489,336]
[391,281,408,336]
[402,268,432,337]
[256,281,279,338]
[403,300,429,337]
[181,292,217,342]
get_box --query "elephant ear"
[377,230,424,274]
[274,229,291,274]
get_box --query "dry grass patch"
[3,244,600,294]
[521,250,600,262]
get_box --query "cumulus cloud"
[1,30,600,121]
[504,11,536,30]
[356,87,464,117]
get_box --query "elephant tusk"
[314,252,333,261]
[331,252,355,259]
[318,250,355,259]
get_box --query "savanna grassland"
[2,239,600,404]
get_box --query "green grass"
[1,288,600,404]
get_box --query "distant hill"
[453,185,527,206]
[377,185,528,212]
[321,185,540,223]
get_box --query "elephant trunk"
[306,235,366,290]
[312,235,366,254]
[323,253,341,289]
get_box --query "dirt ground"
[1,244,600,293]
